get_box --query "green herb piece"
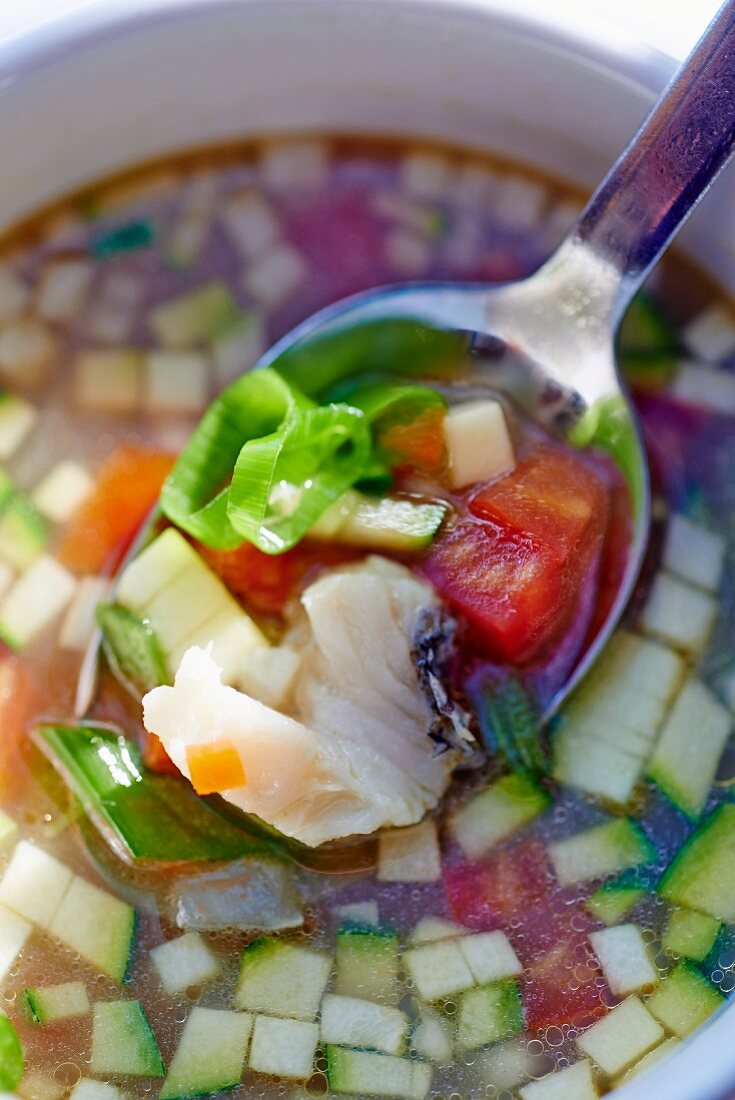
[0,1016,23,1091]
[96,602,170,697]
[476,674,548,777]
[35,723,278,862]
[91,219,155,258]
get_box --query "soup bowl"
[0,1,733,1097]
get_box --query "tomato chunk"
[424,446,609,662]
[60,447,175,574]
[444,839,553,929]
[521,933,607,1029]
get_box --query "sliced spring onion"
[327,379,445,427]
[0,1016,23,1091]
[96,602,170,698]
[35,723,279,863]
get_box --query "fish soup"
[0,137,731,1100]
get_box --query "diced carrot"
[381,407,446,473]
[59,447,176,574]
[187,740,246,795]
[142,732,181,777]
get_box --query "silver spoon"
[77,1,735,722]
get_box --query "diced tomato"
[202,540,363,617]
[142,732,180,777]
[380,407,447,474]
[59,447,175,574]
[424,446,609,663]
[521,932,607,1029]
[0,658,36,798]
[444,839,553,929]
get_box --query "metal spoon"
[77,1,735,722]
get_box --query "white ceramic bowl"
[1,2,733,1097]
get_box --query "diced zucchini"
[0,318,56,387]
[0,840,73,929]
[18,1071,66,1100]
[662,908,721,962]
[0,393,37,459]
[450,773,550,860]
[443,400,514,490]
[31,462,93,524]
[75,350,142,412]
[662,515,725,593]
[211,313,265,389]
[681,303,735,361]
[242,243,306,309]
[518,1059,599,1100]
[117,527,193,609]
[458,931,522,985]
[321,994,409,1056]
[160,1007,252,1099]
[150,283,238,348]
[640,572,717,655]
[645,962,724,1037]
[586,883,645,926]
[554,733,643,807]
[404,938,473,1001]
[0,494,47,571]
[477,1036,554,1090]
[325,1046,432,1100]
[235,938,331,1021]
[221,190,279,261]
[311,491,448,552]
[0,811,17,847]
[455,980,523,1052]
[236,644,301,710]
[49,875,136,982]
[150,932,220,995]
[249,1015,319,1080]
[97,602,170,696]
[334,900,380,928]
[646,679,730,819]
[409,917,465,944]
[58,576,109,652]
[69,1081,124,1100]
[0,554,76,649]
[0,1016,24,1091]
[335,925,400,1003]
[24,980,90,1023]
[145,351,209,415]
[575,996,664,1076]
[548,819,654,887]
[378,820,441,883]
[169,603,266,684]
[0,900,31,981]
[615,1036,680,1085]
[671,361,735,413]
[659,804,735,920]
[90,1000,164,1077]
[36,258,94,322]
[409,1004,453,1065]
[588,924,659,996]
[0,265,29,323]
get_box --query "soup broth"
[0,136,732,1100]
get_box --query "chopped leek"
[35,723,278,862]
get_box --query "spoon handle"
[572,0,735,312]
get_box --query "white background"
[0,0,723,60]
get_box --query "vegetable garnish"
[187,741,247,795]
[161,366,446,555]
[0,1016,23,1091]
[96,602,171,699]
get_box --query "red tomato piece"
[521,933,607,1030]
[0,658,36,799]
[444,839,553,929]
[424,446,609,662]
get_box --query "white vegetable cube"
[641,572,718,655]
[663,514,725,593]
[444,400,514,490]
[249,1016,319,1079]
[236,645,301,710]
[0,319,57,387]
[149,283,236,349]
[477,1037,554,1091]
[519,1060,599,1100]
[378,820,441,882]
[410,917,465,944]
[49,875,135,981]
[0,900,31,981]
[404,938,474,1001]
[671,362,735,413]
[0,265,29,322]
[221,189,281,260]
[334,900,380,927]
[410,1004,453,1065]
[117,527,194,610]
[451,773,549,859]
[236,939,332,1021]
[150,931,220,994]
[458,931,522,985]
[0,393,37,459]
[36,258,94,321]
[320,994,409,1055]
[0,555,76,649]
[69,1081,125,1100]
[242,244,306,309]
[260,139,329,192]
[75,350,142,412]
[400,151,454,200]
[494,175,546,230]
[18,1071,66,1100]
[384,229,432,276]
[576,997,664,1076]
[682,304,735,361]
[145,351,209,414]
[589,925,659,996]
[0,841,72,928]
[176,605,267,685]
[25,980,90,1022]
[548,819,652,887]
[212,313,265,388]
[160,1007,253,1100]
[32,462,93,523]
[456,980,523,1051]
[58,576,109,652]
